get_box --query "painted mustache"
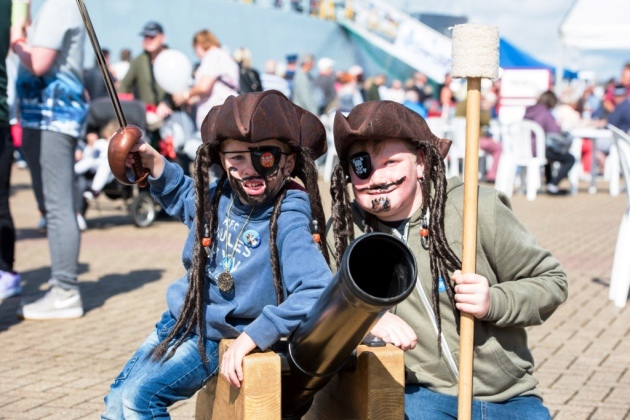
[356,176,407,193]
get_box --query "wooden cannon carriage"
[196,233,416,419]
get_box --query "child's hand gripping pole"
[450,23,499,420]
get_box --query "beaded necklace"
[216,196,256,292]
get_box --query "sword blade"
[75,0,127,127]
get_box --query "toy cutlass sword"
[75,0,149,187]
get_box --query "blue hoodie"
[149,161,332,350]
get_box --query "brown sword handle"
[107,124,150,187]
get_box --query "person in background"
[291,53,318,115]
[409,71,430,106]
[83,48,113,101]
[260,59,291,98]
[438,72,456,118]
[233,46,263,94]
[118,21,172,120]
[523,90,576,195]
[172,29,239,131]
[11,0,89,319]
[348,64,366,102]
[327,100,567,420]
[607,83,630,133]
[455,90,502,183]
[314,57,336,115]
[0,0,20,300]
[381,79,405,103]
[402,89,427,118]
[366,73,386,102]
[110,48,131,83]
[335,70,363,113]
[75,120,118,205]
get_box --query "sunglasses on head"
[223,146,290,177]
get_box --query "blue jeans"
[102,311,219,419]
[405,385,551,420]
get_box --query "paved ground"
[0,166,628,419]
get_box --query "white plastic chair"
[606,124,630,308]
[425,116,450,138]
[447,117,467,179]
[494,120,547,201]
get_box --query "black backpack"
[239,67,263,94]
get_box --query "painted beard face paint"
[221,141,294,205]
[371,196,391,212]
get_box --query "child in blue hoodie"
[103,90,332,418]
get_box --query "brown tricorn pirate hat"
[200,90,327,158]
[333,101,452,160]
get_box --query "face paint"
[221,140,294,205]
[355,176,408,193]
[371,197,391,213]
[350,151,371,179]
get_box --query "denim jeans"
[405,385,551,420]
[102,311,219,419]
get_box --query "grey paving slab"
[1,166,628,419]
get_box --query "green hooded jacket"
[326,177,568,402]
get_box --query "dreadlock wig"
[152,90,330,363]
[330,100,460,350]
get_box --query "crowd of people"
[0,1,628,419]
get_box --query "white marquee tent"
[557,0,630,84]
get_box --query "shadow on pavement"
[0,266,164,332]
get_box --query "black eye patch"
[222,146,290,177]
[249,146,285,177]
[349,152,371,179]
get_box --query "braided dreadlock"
[329,139,461,352]
[151,142,328,364]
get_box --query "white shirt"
[194,47,240,129]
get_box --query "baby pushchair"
[80,97,161,228]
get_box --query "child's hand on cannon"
[369,311,418,351]
[221,332,257,388]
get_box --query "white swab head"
[451,24,499,80]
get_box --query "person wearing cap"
[102,90,332,417]
[326,100,567,419]
[118,21,172,119]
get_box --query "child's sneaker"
[17,285,84,320]
[0,271,22,299]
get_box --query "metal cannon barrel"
[281,232,417,418]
